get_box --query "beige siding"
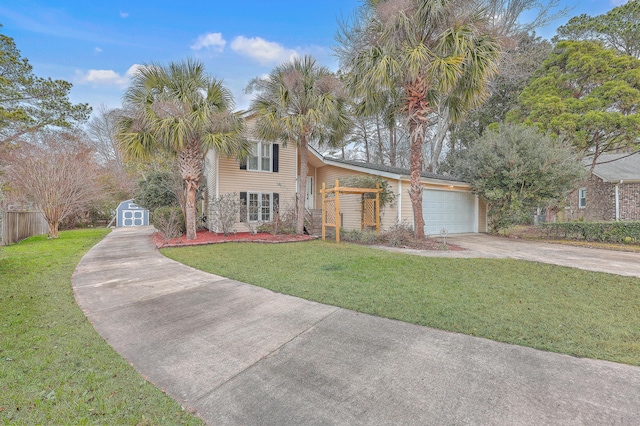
[214,143,297,232]
[315,164,400,231]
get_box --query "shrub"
[210,193,241,235]
[541,221,640,244]
[152,206,184,241]
[341,228,378,244]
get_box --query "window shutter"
[273,193,279,214]
[272,144,279,173]
[240,192,247,222]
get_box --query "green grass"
[163,240,640,366]
[1,229,202,425]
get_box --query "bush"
[541,221,640,244]
[152,206,184,241]
[210,193,241,235]
[340,228,379,244]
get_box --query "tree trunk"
[389,125,397,167]
[185,184,197,240]
[47,221,59,239]
[375,115,384,164]
[178,140,203,240]
[409,118,425,239]
[297,135,309,235]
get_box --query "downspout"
[397,178,402,224]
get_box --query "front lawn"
[163,240,640,366]
[0,229,201,425]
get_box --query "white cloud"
[77,64,142,88]
[611,0,629,4]
[120,11,129,18]
[230,36,298,65]
[191,32,226,52]
[94,47,102,53]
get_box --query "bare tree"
[1,130,103,238]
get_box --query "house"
[564,153,640,221]
[203,130,487,236]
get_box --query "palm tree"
[117,59,247,240]
[246,55,350,234]
[339,0,500,238]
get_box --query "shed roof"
[589,153,640,183]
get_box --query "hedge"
[540,221,640,244]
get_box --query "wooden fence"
[0,210,49,245]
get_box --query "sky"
[0,0,631,117]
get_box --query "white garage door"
[422,190,476,235]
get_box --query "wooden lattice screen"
[320,179,381,243]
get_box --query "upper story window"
[248,142,271,172]
[578,188,587,209]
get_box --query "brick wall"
[565,175,640,221]
[565,174,615,221]
[618,182,640,220]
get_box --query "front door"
[305,177,314,209]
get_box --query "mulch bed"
[154,229,318,248]
[154,229,465,251]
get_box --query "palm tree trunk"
[409,118,425,239]
[185,185,197,240]
[178,141,202,240]
[297,135,309,235]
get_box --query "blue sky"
[0,0,630,116]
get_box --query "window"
[248,142,271,172]
[578,188,587,209]
[240,192,279,222]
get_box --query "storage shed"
[116,199,149,227]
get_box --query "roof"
[589,153,640,183]
[322,157,469,184]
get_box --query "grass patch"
[163,240,640,366]
[1,229,201,425]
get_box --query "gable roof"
[589,153,640,183]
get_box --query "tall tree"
[507,40,640,168]
[0,28,90,144]
[451,123,585,231]
[450,32,552,150]
[555,0,640,58]
[339,0,500,238]
[118,59,246,240]
[1,130,102,238]
[246,55,350,234]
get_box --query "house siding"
[478,197,488,232]
[213,143,298,232]
[315,164,399,230]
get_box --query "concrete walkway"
[73,227,640,425]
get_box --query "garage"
[422,189,476,235]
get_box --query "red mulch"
[154,229,318,248]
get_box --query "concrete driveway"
[72,227,640,425]
[379,233,640,278]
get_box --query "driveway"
[72,227,640,425]
[379,233,640,278]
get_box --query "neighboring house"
[565,153,640,221]
[203,127,487,236]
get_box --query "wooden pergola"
[320,179,381,243]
